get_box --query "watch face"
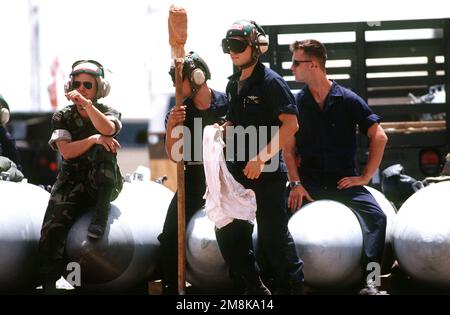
[290,181,301,188]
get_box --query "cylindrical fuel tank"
[65,180,173,291]
[0,181,49,290]
[185,208,231,291]
[185,187,396,290]
[185,208,258,291]
[288,186,397,288]
[393,181,450,287]
[288,200,363,288]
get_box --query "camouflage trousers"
[38,145,123,283]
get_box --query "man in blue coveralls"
[285,39,388,295]
[217,20,305,295]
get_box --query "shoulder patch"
[52,111,63,122]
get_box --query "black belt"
[185,161,204,166]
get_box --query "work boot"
[87,222,106,239]
[41,280,58,295]
[274,279,304,295]
[87,181,114,239]
[358,279,380,295]
[244,277,272,295]
[162,284,178,295]
[87,206,109,239]
[291,281,305,295]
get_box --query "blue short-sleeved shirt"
[165,89,228,186]
[295,81,381,179]
[165,89,228,193]
[226,62,298,174]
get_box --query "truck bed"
[261,18,450,180]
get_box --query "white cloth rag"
[202,125,256,229]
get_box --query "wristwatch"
[80,100,93,110]
[289,181,302,188]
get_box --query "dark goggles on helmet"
[222,38,248,54]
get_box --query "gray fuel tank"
[185,208,258,291]
[288,186,397,288]
[288,200,364,287]
[393,181,450,287]
[65,180,173,291]
[0,181,49,290]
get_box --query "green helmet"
[169,51,211,96]
[222,19,268,56]
[66,60,111,99]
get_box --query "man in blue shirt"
[218,20,304,295]
[285,39,388,295]
[158,52,229,294]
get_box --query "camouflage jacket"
[48,103,122,166]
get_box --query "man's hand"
[288,185,314,213]
[167,106,186,127]
[65,90,91,110]
[337,175,370,190]
[212,123,224,131]
[215,121,232,139]
[243,159,265,180]
[92,134,121,153]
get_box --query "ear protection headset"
[249,20,269,55]
[0,95,10,126]
[184,51,211,91]
[169,51,211,97]
[0,108,9,126]
[64,60,111,99]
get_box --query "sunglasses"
[222,38,248,54]
[292,60,312,67]
[72,81,94,89]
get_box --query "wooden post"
[168,4,187,295]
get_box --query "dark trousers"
[215,219,260,292]
[303,181,387,272]
[157,185,205,290]
[220,166,304,291]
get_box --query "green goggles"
[222,38,248,54]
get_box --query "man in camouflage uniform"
[38,60,123,291]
